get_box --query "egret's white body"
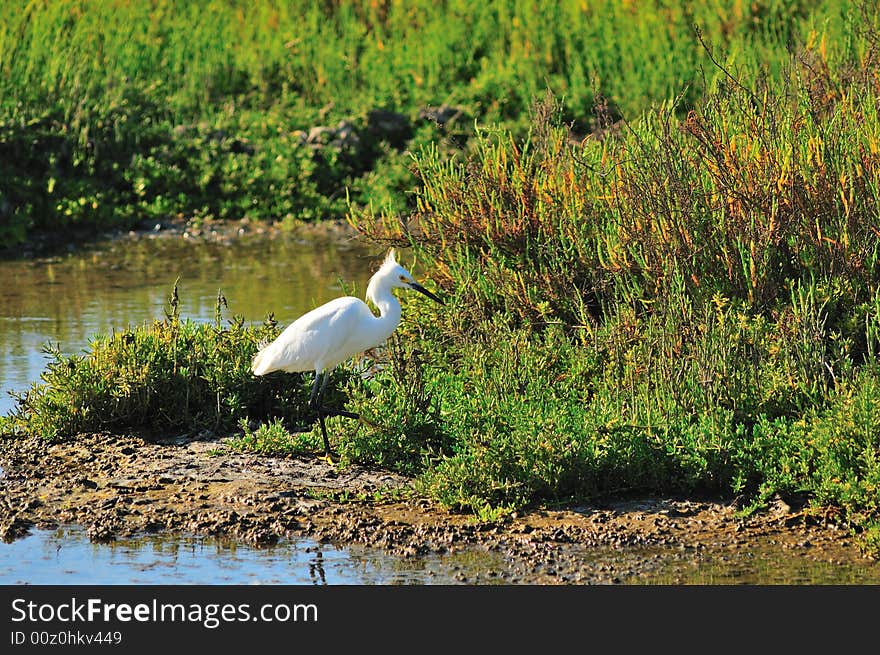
[251,249,443,456]
[251,292,401,377]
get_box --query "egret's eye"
[399,275,407,282]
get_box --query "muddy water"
[1,229,878,585]
[4,524,878,585]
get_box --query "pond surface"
[0,526,495,585]
[1,229,878,585]
[3,524,878,586]
[0,229,380,417]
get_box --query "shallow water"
[0,231,379,417]
[645,551,880,584]
[1,231,878,585]
[0,526,497,585]
[3,525,877,585]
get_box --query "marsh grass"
[1,0,863,247]
[4,283,352,441]
[347,27,880,551]
[338,334,449,475]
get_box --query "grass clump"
[343,27,880,554]
[4,283,350,441]
[229,417,321,456]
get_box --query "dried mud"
[1,431,876,584]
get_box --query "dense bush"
[344,27,880,549]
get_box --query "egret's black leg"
[308,371,333,460]
[316,410,331,457]
[309,370,360,460]
[308,372,324,409]
[318,370,330,401]
[321,407,360,420]
[315,370,360,419]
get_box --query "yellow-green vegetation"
[344,17,880,550]
[0,0,861,247]
[4,1,880,555]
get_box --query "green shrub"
[4,284,346,440]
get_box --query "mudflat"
[1,431,875,584]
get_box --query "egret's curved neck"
[366,271,404,337]
[371,291,401,325]
[364,279,401,343]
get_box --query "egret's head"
[368,249,444,305]
[380,249,413,289]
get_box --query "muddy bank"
[5,213,360,261]
[0,431,875,584]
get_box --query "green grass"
[1,282,353,441]
[0,0,867,248]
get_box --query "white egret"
[251,248,444,458]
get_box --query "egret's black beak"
[409,282,445,305]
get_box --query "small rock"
[417,104,465,127]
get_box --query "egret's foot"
[355,415,379,429]
[321,451,337,465]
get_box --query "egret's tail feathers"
[251,347,271,376]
